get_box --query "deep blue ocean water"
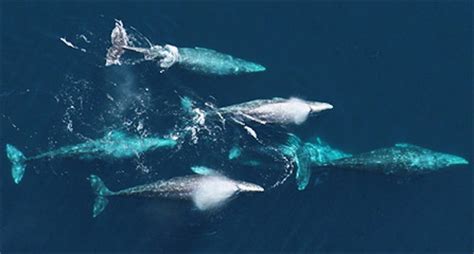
[0,1,472,253]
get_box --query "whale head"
[433,152,469,168]
[395,143,469,172]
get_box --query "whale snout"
[448,155,469,166]
[252,63,266,72]
[432,153,469,170]
[308,102,333,113]
[236,182,264,192]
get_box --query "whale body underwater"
[325,143,469,175]
[228,135,469,190]
[5,130,177,184]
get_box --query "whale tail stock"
[6,144,27,184]
[89,175,114,218]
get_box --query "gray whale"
[90,173,264,217]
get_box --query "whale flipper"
[6,144,27,184]
[394,143,421,149]
[295,147,312,191]
[191,166,219,176]
[228,146,242,160]
[93,196,109,218]
[89,175,114,218]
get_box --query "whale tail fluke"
[89,174,114,218]
[6,144,27,184]
[295,155,312,191]
[105,20,129,66]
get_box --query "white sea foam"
[244,126,258,140]
[60,37,86,52]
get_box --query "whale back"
[328,144,468,175]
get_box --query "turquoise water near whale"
[0,1,472,253]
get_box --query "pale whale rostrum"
[90,168,264,217]
[106,20,265,75]
[6,130,177,184]
[326,143,469,175]
[219,97,333,125]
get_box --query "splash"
[60,37,87,52]
[172,96,225,145]
[55,76,94,135]
[54,59,160,176]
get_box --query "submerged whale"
[326,143,469,175]
[219,97,333,125]
[278,134,351,190]
[90,171,264,217]
[282,140,468,189]
[106,20,265,75]
[5,130,177,184]
[226,135,349,190]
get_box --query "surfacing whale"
[106,20,265,75]
[90,171,264,217]
[5,130,177,184]
[219,97,333,126]
[326,143,469,175]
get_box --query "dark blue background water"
[1,1,472,253]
